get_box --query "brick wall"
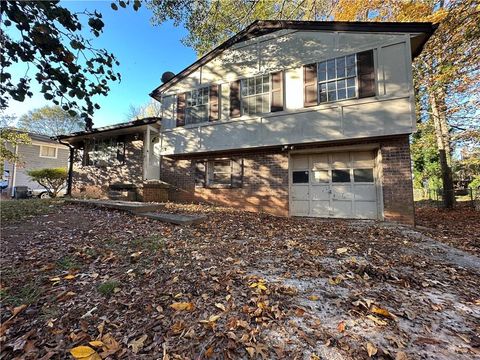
[160,135,415,224]
[72,137,144,199]
[160,150,289,216]
[379,136,415,225]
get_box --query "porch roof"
[57,117,161,144]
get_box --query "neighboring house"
[57,118,162,200]
[149,20,436,225]
[59,20,436,225]
[2,131,69,197]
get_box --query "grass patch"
[98,280,120,296]
[0,198,63,224]
[2,282,43,306]
[133,234,166,252]
[56,255,79,270]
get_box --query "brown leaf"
[128,334,148,354]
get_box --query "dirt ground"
[1,202,479,360]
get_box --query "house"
[150,20,436,225]
[2,131,70,197]
[57,118,163,201]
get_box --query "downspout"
[57,139,74,197]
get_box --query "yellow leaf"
[88,341,104,347]
[64,274,76,280]
[208,314,221,322]
[69,346,101,359]
[328,275,343,285]
[308,295,320,301]
[49,277,61,282]
[366,342,378,357]
[336,247,349,254]
[170,302,195,311]
[370,305,394,319]
[245,346,255,358]
[215,303,226,311]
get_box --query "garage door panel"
[331,152,350,168]
[291,185,309,200]
[311,154,329,170]
[352,151,375,167]
[290,151,379,219]
[292,155,309,170]
[332,200,353,218]
[311,201,330,216]
[353,184,376,201]
[332,185,353,200]
[311,185,330,200]
[291,200,309,215]
[354,201,378,219]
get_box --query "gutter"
[57,138,74,197]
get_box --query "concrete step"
[136,212,206,225]
[67,199,164,213]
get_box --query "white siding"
[159,30,416,155]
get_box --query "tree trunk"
[430,88,454,208]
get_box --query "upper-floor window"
[40,145,57,158]
[185,87,209,125]
[241,75,270,115]
[318,54,357,103]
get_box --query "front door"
[290,151,380,219]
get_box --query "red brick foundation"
[160,135,415,224]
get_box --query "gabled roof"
[150,20,437,99]
[57,117,161,141]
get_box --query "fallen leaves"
[128,334,148,354]
[366,342,378,357]
[70,346,101,360]
[170,302,195,311]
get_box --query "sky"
[6,0,197,127]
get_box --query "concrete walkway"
[67,199,206,225]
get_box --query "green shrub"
[27,168,67,197]
[468,176,480,190]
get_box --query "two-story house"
[150,20,436,224]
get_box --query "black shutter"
[357,50,375,98]
[231,158,243,188]
[176,93,186,127]
[303,63,318,107]
[229,80,241,118]
[209,84,219,121]
[270,71,284,112]
[195,160,206,187]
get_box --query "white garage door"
[290,151,380,219]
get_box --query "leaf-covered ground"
[1,201,479,359]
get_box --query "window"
[292,171,309,184]
[241,75,270,115]
[354,168,374,182]
[332,169,351,183]
[318,54,357,103]
[40,145,57,158]
[185,87,209,124]
[196,158,243,188]
[84,138,125,167]
[312,170,329,183]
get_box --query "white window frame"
[185,87,210,125]
[39,145,58,159]
[318,54,358,104]
[240,74,271,116]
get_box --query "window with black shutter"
[197,158,243,188]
